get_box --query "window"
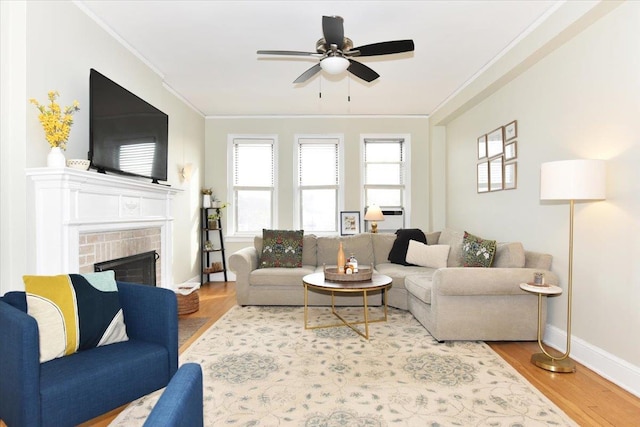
[230,136,277,235]
[296,136,342,233]
[362,137,409,210]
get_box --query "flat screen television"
[89,69,168,183]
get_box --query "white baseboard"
[182,271,236,284]
[544,324,640,398]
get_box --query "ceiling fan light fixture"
[320,56,349,75]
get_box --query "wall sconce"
[180,163,193,182]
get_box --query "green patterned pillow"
[462,231,497,267]
[259,229,304,268]
[23,271,128,363]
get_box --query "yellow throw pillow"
[23,271,128,363]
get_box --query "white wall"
[204,116,430,257]
[0,1,205,293]
[435,1,639,392]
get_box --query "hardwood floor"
[84,281,640,426]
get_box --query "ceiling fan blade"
[350,40,415,57]
[347,60,380,83]
[257,50,320,57]
[322,16,344,48]
[293,63,322,83]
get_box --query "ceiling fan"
[257,15,415,83]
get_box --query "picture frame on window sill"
[340,211,361,235]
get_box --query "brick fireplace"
[80,228,161,284]
[26,168,180,289]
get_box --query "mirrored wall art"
[476,119,518,192]
[477,162,489,193]
[477,135,487,159]
[505,141,517,160]
[487,127,504,158]
[489,157,503,191]
[504,162,517,190]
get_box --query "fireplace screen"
[94,251,158,286]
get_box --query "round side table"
[519,283,575,373]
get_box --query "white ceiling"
[76,1,560,117]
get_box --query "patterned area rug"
[112,306,577,426]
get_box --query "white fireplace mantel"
[26,168,182,288]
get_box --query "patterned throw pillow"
[259,229,304,268]
[462,231,497,267]
[23,270,129,363]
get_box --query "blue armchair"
[0,281,178,427]
[144,363,204,427]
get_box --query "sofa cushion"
[301,235,318,266]
[461,231,497,267]
[23,271,128,363]
[374,263,434,291]
[405,240,450,269]
[316,234,374,267]
[437,228,465,267]
[250,266,316,286]
[40,339,170,426]
[493,242,526,268]
[426,231,441,245]
[258,229,304,268]
[388,228,427,266]
[405,274,434,304]
[372,233,397,266]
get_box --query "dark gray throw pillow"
[388,228,427,266]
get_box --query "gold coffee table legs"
[304,284,389,339]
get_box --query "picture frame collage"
[476,120,518,193]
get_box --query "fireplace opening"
[94,251,158,286]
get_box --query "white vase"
[202,194,212,208]
[47,147,66,168]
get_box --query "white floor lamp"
[539,159,606,372]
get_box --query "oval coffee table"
[302,272,392,339]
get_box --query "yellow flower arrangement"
[29,91,80,150]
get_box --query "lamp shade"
[540,159,606,201]
[320,56,350,75]
[364,204,384,221]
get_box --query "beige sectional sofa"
[228,229,558,341]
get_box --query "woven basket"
[176,289,199,315]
